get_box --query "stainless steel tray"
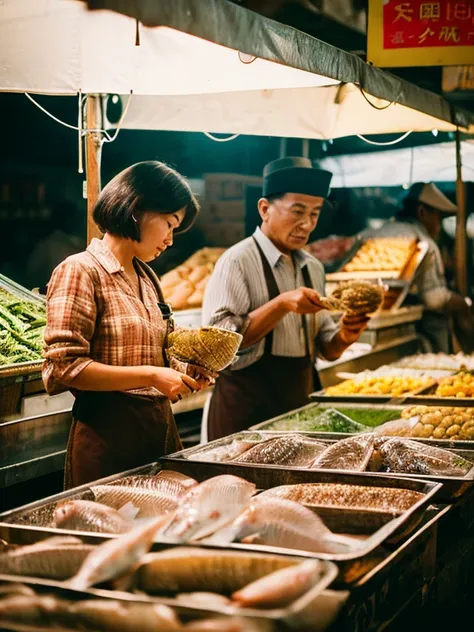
[250,401,474,451]
[310,390,474,409]
[161,431,472,502]
[0,462,439,585]
[0,552,343,630]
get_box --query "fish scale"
[233,435,326,466]
[113,471,197,497]
[311,434,374,471]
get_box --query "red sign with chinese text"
[384,1,474,49]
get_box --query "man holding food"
[361,182,473,353]
[202,157,374,440]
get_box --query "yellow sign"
[368,0,474,67]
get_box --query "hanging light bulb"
[402,183,410,190]
[432,129,439,137]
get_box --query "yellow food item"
[435,372,474,399]
[343,237,416,273]
[402,405,474,440]
[326,375,433,397]
[160,248,226,311]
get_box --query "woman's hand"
[187,364,218,388]
[146,367,200,403]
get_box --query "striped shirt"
[202,228,338,370]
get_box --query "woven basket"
[167,327,242,372]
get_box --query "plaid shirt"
[43,238,168,397]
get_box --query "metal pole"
[302,139,310,158]
[455,128,468,295]
[85,95,104,244]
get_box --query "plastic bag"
[373,416,420,438]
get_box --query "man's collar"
[87,238,123,274]
[253,227,309,268]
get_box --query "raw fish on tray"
[376,438,473,477]
[232,434,326,467]
[214,497,359,554]
[0,536,93,580]
[311,434,374,471]
[135,547,293,594]
[189,438,261,462]
[53,499,135,534]
[162,475,256,542]
[113,470,197,495]
[91,485,178,518]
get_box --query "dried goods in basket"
[166,326,242,372]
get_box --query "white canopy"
[2,0,473,138]
[320,140,474,187]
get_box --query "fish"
[65,599,182,632]
[0,583,36,598]
[114,470,197,496]
[377,438,473,477]
[311,434,374,471]
[231,559,323,608]
[232,435,326,467]
[190,439,259,463]
[91,485,178,518]
[134,547,294,594]
[162,475,256,542]
[53,499,136,533]
[0,594,181,632]
[68,516,170,591]
[227,497,359,554]
[0,536,94,580]
[257,483,424,513]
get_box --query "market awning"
[320,140,474,187]
[2,0,474,137]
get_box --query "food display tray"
[161,431,473,502]
[0,553,343,630]
[0,273,45,380]
[310,390,474,409]
[250,401,474,452]
[0,462,439,585]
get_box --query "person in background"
[25,200,84,293]
[43,162,212,488]
[362,182,472,353]
[202,157,371,441]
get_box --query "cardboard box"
[202,221,246,248]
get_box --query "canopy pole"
[85,95,104,244]
[455,128,468,296]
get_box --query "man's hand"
[338,312,371,345]
[280,287,327,315]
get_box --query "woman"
[43,161,209,488]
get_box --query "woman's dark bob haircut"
[93,161,199,241]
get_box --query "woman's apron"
[206,239,321,441]
[64,262,182,490]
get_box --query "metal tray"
[0,274,45,380]
[250,401,474,451]
[0,552,343,630]
[0,462,439,585]
[161,431,473,502]
[310,390,474,409]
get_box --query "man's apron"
[206,239,321,441]
[63,260,182,489]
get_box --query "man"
[362,182,472,353]
[202,157,370,441]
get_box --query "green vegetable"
[336,407,403,427]
[0,286,45,366]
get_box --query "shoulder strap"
[252,237,280,355]
[134,259,166,303]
